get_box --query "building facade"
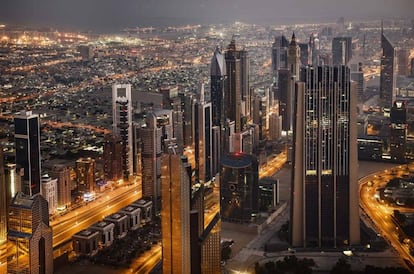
[112,84,133,179]
[220,153,259,223]
[291,66,360,248]
[14,111,41,196]
[161,152,191,274]
[380,26,398,110]
[7,193,53,274]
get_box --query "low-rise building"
[132,199,152,224]
[104,213,128,239]
[119,205,141,230]
[72,229,100,256]
[90,221,115,248]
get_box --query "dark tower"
[291,66,360,248]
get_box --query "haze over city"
[1,0,413,32]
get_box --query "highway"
[359,165,414,268]
[51,182,142,256]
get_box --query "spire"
[290,32,297,46]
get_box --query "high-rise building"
[220,153,259,223]
[211,47,227,128]
[0,149,5,274]
[140,112,162,211]
[50,164,71,211]
[350,62,365,101]
[287,33,301,79]
[41,174,57,215]
[161,150,191,274]
[161,86,184,153]
[112,84,133,179]
[14,111,41,196]
[8,192,53,274]
[76,157,95,193]
[397,48,409,76]
[332,37,352,66]
[103,134,123,182]
[298,43,309,66]
[268,112,282,141]
[291,66,360,248]
[271,35,289,85]
[380,24,398,110]
[278,68,292,132]
[225,39,249,133]
[194,85,213,183]
[279,33,301,133]
[0,147,6,245]
[390,101,407,163]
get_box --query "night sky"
[1,0,413,32]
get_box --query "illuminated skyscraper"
[112,84,133,179]
[390,101,407,163]
[76,157,95,193]
[225,39,249,133]
[210,47,227,128]
[41,174,57,215]
[380,24,397,110]
[291,66,360,247]
[50,164,71,211]
[8,192,53,274]
[14,111,41,196]
[194,84,213,183]
[161,149,191,274]
[103,134,123,181]
[332,37,352,66]
[140,112,162,211]
[0,151,5,274]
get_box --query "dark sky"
[1,0,413,32]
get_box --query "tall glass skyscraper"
[161,152,191,274]
[210,47,226,128]
[380,24,397,110]
[332,37,352,66]
[14,111,41,196]
[291,66,360,248]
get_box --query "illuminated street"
[359,165,414,268]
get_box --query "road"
[51,182,142,257]
[359,164,414,268]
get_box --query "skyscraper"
[380,24,398,110]
[194,85,213,183]
[50,164,71,211]
[390,101,407,163]
[220,153,259,223]
[140,112,162,211]
[210,47,227,128]
[287,33,301,79]
[332,37,353,66]
[112,84,133,179]
[0,150,5,274]
[161,149,191,274]
[225,39,249,133]
[271,35,289,85]
[14,111,41,196]
[41,174,57,215]
[103,134,123,182]
[8,192,53,274]
[279,33,301,133]
[76,157,95,193]
[291,66,360,248]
